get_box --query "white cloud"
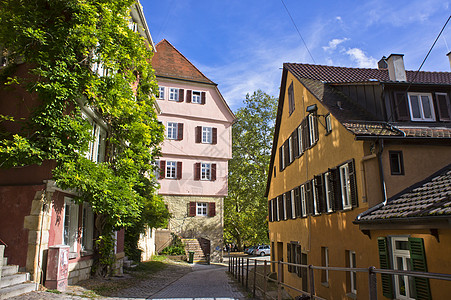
[336,16,342,22]
[323,38,349,51]
[346,48,378,68]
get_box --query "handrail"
[228,255,451,300]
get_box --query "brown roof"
[355,164,451,223]
[152,39,215,84]
[285,63,451,85]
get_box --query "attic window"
[408,93,435,122]
[288,82,295,115]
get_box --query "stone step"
[0,282,36,300]
[1,266,18,277]
[0,273,30,289]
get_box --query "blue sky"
[141,0,451,111]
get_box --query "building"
[151,39,235,263]
[0,1,155,287]
[266,54,451,299]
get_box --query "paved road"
[150,263,246,300]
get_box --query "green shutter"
[348,160,358,208]
[408,237,431,300]
[377,237,394,298]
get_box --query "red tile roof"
[152,39,215,84]
[285,63,451,84]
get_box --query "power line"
[280,0,315,64]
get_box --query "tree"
[0,0,168,273]
[224,90,277,250]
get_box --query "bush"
[160,233,185,255]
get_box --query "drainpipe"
[377,139,388,205]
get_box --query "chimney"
[447,51,451,70]
[386,54,406,81]
[378,56,388,70]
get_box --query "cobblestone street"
[6,258,246,300]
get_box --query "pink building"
[152,40,235,262]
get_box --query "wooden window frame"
[169,88,179,101]
[407,92,436,122]
[389,151,404,175]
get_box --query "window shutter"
[268,200,273,222]
[186,90,192,103]
[159,160,166,179]
[194,162,200,180]
[296,245,302,277]
[294,187,301,217]
[348,160,358,208]
[287,244,292,272]
[377,237,394,298]
[177,123,184,140]
[195,126,202,143]
[278,196,284,221]
[292,129,299,158]
[286,192,292,219]
[329,168,343,211]
[393,92,410,121]
[436,93,451,121]
[176,162,182,179]
[408,237,431,300]
[211,163,217,181]
[212,128,217,144]
[189,202,196,217]
[201,92,206,104]
[178,89,184,102]
[315,175,326,213]
[208,202,216,217]
[306,181,313,215]
[279,146,283,171]
[313,116,319,144]
[272,199,277,222]
[302,118,310,150]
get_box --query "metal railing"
[228,256,451,300]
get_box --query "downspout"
[377,139,388,205]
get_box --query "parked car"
[253,245,271,256]
[244,245,257,255]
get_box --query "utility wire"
[280,0,316,64]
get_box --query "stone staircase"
[182,238,210,263]
[0,251,35,299]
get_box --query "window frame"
[288,82,295,115]
[288,136,293,163]
[202,126,213,144]
[192,90,202,103]
[167,122,178,140]
[325,114,332,135]
[158,86,165,99]
[391,237,414,299]
[349,250,357,295]
[324,172,333,213]
[339,164,352,210]
[169,88,179,101]
[297,125,304,156]
[196,202,208,216]
[308,114,318,146]
[407,92,436,121]
[389,151,405,175]
[81,203,94,253]
[63,197,79,254]
[300,184,307,217]
[290,189,296,219]
[201,163,211,180]
[321,247,329,285]
[166,161,177,179]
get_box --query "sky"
[141,0,451,112]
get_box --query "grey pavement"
[150,263,246,300]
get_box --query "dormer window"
[407,92,435,121]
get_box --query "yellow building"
[266,54,451,299]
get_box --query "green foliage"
[0,0,168,271]
[160,233,185,255]
[224,90,277,249]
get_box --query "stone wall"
[68,259,93,285]
[162,195,224,262]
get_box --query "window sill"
[346,292,357,299]
[68,252,78,260]
[81,250,94,257]
[321,282,329,288]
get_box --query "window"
[201,163,211,180]
[297,125,303,156]
[436,92,451,121]
[166,161,176,179]
[408,93,435,121]
[324,172,333,213]
[169,88,179,101]
[389,151,404,175]
[300,185,307,217]
[288,136,293,163]
[152,160,160,179]
[279,144,285,171]
[196,202,208,216]
[167,122,178,140]
[192,91,201,103]
[312,178,319,215]
[81,203,94,253]
[321,247,329,285]
[83,112,107,163]
[308,114,318,146]
[290,189,296,219]
[158,87,165,99]
[128,19,138,32]
[202,127,212,144]
[63,198,79,254]
[287,243,298,273]
[288,82,295,115]
[347,250,357,295]
[282,193,287,220]
[392,237,415,299]
[339,164,352,210]
[325,114,332,134]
